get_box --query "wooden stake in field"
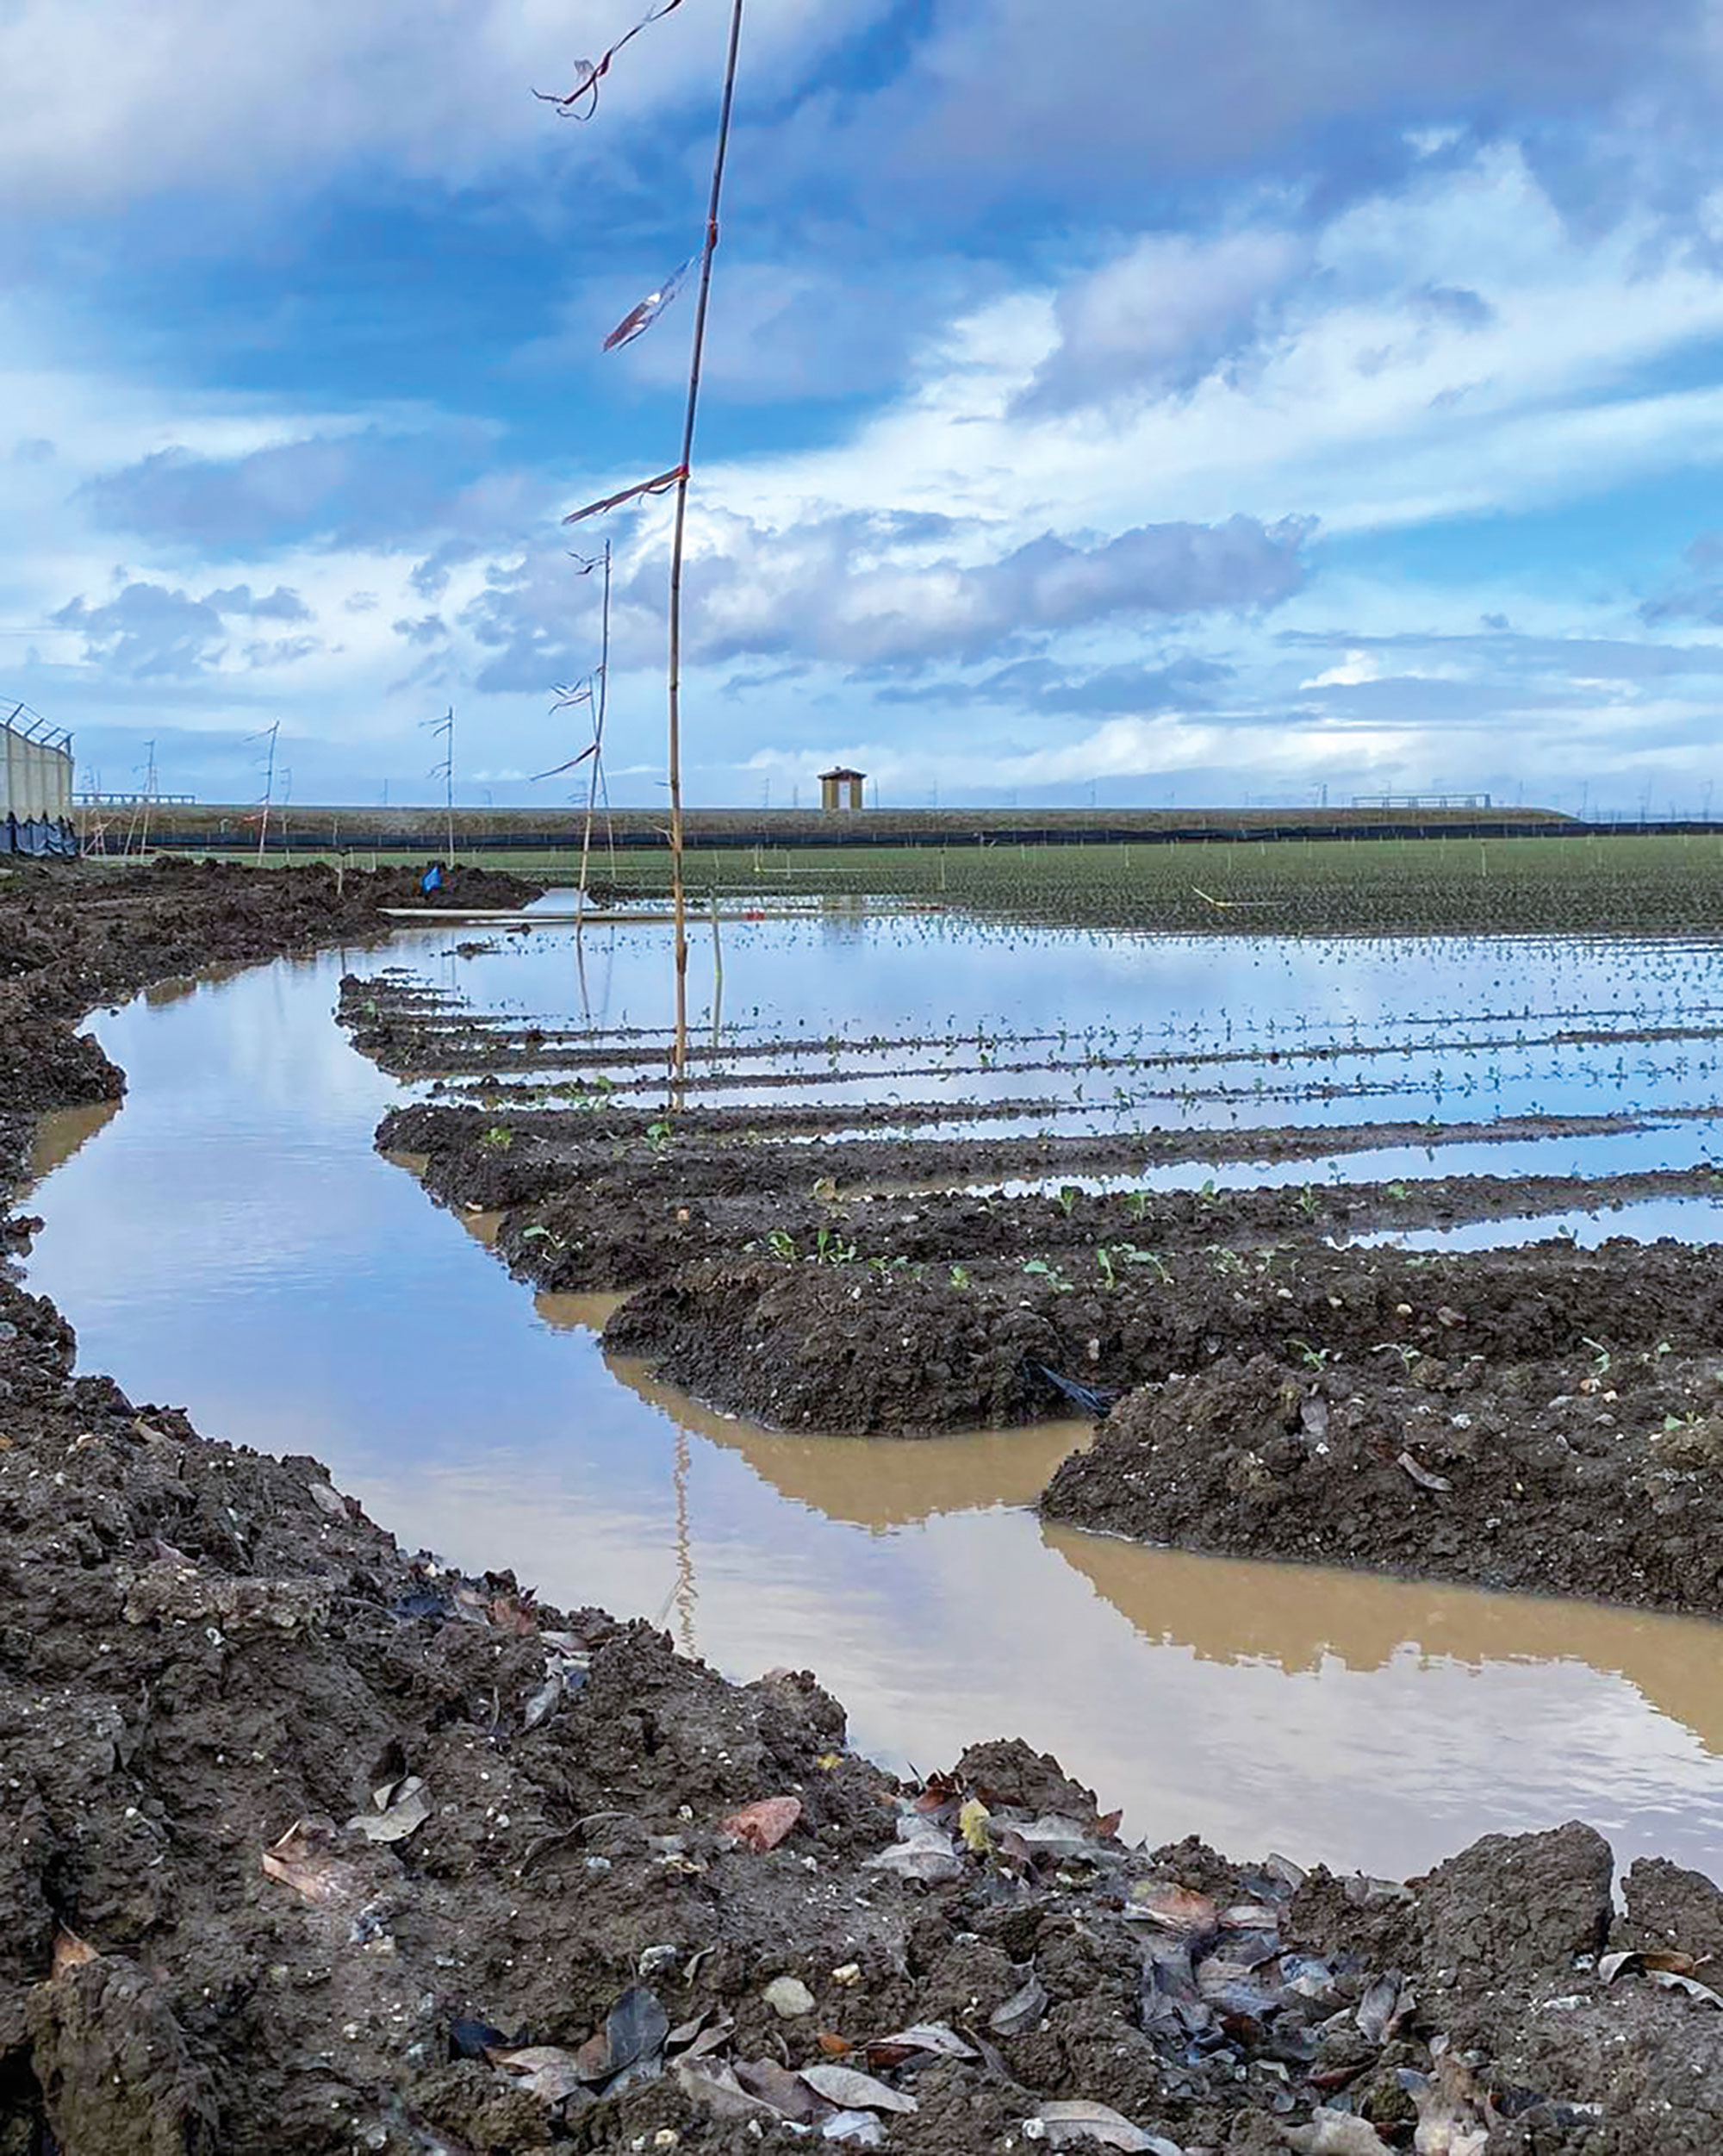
[535,676,599,919]
[250,720,280,864]
[425,708,456,871]
[560,539,615,926]
[665,0,748,1083]
[539,0,748,1076]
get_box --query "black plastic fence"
[2,816,77,858]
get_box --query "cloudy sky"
[6,1,1723,812]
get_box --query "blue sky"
[5,0,1723,813]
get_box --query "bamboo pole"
[257,722,278,864]
[445,707,456,871]
[709,888,724,1047]
[577,542,612,928]
[665,0,746,1084]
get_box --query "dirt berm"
[7,863,1723,2151]
[1039,1342,1723,1609]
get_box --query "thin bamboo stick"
[665,0,746,1085]
[577,542,612,928]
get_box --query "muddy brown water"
[24,915,1723,1881]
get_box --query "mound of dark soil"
[8,1266,1723,2152]
[0,859,540,1119]
[1043,1337,1723,1612]
[601,1237,1723,1434]
[1042,1343,1723,1610]
[1039,1337,1723,1612]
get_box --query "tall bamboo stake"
[256,721,279,864]
[577,541,613,923]
[665,0,746,1084]
[443,707,456,870]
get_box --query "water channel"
[25,908,1723,1881]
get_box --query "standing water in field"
[25,907,1723,1878]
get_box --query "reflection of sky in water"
[1339,1195,1723,1252]
[23,919,1723,1881]
[420,913,1723,1155]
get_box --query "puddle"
[23,917,1723,1879]
[28,1099,121,1183]
[1338,1194,1723,1252]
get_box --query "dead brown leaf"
[1397,1450,1453,1494]
[51,1929,97,1979]
[260,1816,365,1906]
[488,2045,588,2104]
[718,1796,802,1852]
[798,2063,918,2115]
[1125,1881,1220,1938]
[488,1592,539,1636]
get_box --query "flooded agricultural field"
[28,896,1723,1879]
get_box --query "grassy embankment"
[143,829,1723,938]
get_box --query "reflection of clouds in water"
[23,923,1723,1884]
[434,922,1723,1159]
[1347,1195,1723,1251]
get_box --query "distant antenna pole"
[250,721,280,863]
[140,738,158,857]
[425,708,456,869]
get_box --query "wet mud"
[9,1268,1723,2153]
[385,1097,1723,1293]
[343,969,1723,1623]
[9,870,1723,2151]
[1042,1343,1723,1609]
